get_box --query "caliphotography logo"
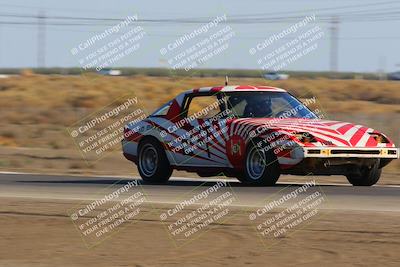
[157,179,238,248]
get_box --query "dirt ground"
[0,197,399,267]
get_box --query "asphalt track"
[0,172,399,212]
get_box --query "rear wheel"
[238,140,280,186]
[138,138,172,183]
[346,160,381,186]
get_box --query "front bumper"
[301,147,399,159]
[121,139,139,163]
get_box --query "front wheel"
[346,160,381,186]
[237,140,281,186]
[138,138,172,183]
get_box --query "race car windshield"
[225,91,318,119]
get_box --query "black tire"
[238,140,281,186]
[346,160,381,186]
[138,138,172,183]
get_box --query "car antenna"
[225,75,229,86]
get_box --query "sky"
[0,0,400,73]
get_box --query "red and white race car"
[122,85,398,186]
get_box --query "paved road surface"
[0,172,399,212]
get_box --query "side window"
[187,95,221,119]
[152,101,172,116]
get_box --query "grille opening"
[307,149,321,154]
[330,149,380,155]
[388,150,397,155]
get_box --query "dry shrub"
[20,69,35,76]
[0,75,398,152]
[0,136,17,146]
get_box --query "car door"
[171,93,229,167]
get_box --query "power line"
[225,0,400,18]
[1,14,400,26]
[1,4,400,26]
[0,1,399,72]
[2,0,397,21]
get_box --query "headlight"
[293,132,317,144]
[369,133,389,143]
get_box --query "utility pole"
[37,10,46,68]
[378,56,387,80]
[330,16,339,73]
[0,24,2,68]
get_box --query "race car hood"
[229,118,395,148]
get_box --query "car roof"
[167,85,288,117]
[182,85,287,95]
